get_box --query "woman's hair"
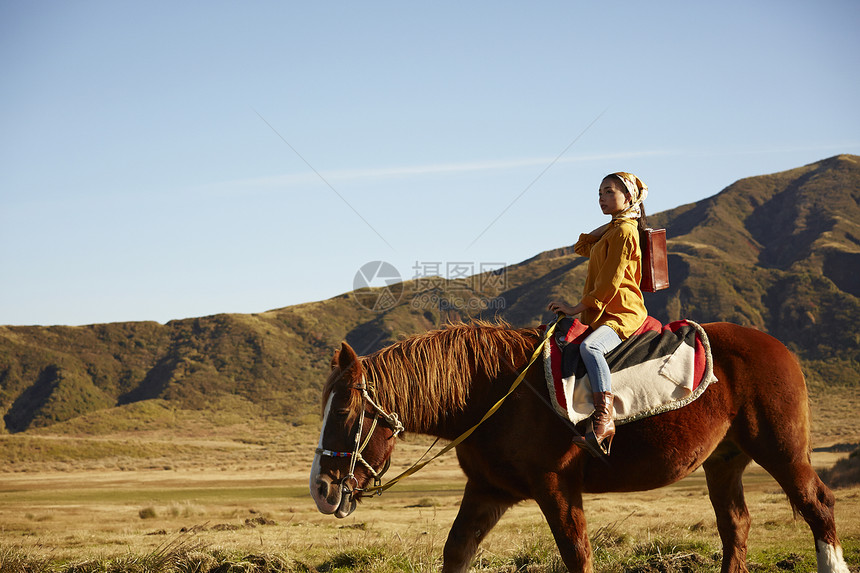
[637,204,648,231]
[621,190,648,231]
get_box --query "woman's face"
[599,177,631,216]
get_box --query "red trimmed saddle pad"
[542,317,717,425]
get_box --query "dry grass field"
[1,386,858,572]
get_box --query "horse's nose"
[310,471,358,518]
[310,470,342,514]
[316,478,329,499]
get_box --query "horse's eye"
[335,408,351,417]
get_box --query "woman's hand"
[547,300,581,316]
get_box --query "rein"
[360,315,562,496]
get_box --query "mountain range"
[1,154,858,434]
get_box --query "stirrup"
[585,431,613,456]
[571,419,610,458]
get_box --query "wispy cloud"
[204,149,671,194]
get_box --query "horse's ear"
[337,341,360,374]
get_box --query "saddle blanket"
[542,317,717,426]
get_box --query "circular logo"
[353,261,403,311]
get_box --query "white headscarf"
[608,172,648,221]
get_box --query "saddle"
[542,317,717,426]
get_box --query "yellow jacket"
[573,218,647,339]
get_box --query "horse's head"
[309,341,403,518]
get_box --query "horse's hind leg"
[442,479,515,573]
[733,383,849,570]
[714,328,850,573]
[755,453,849,573]
[703,441,753,573]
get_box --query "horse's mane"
[325,320,540,431]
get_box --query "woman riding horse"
[548,171,650,454]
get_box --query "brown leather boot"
[571,392,616,457]
[588,392,616,455]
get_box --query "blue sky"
[2,1,858,326]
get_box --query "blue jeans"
[580,325,622,393]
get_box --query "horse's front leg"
[442,479,515,573]
[532,471,593,573]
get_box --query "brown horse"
[309,320,849,573]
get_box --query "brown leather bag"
[639,228,669,292]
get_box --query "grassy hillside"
[1,155,858,433]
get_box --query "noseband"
[315,375,404,496]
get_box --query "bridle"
[315,375,404,497]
